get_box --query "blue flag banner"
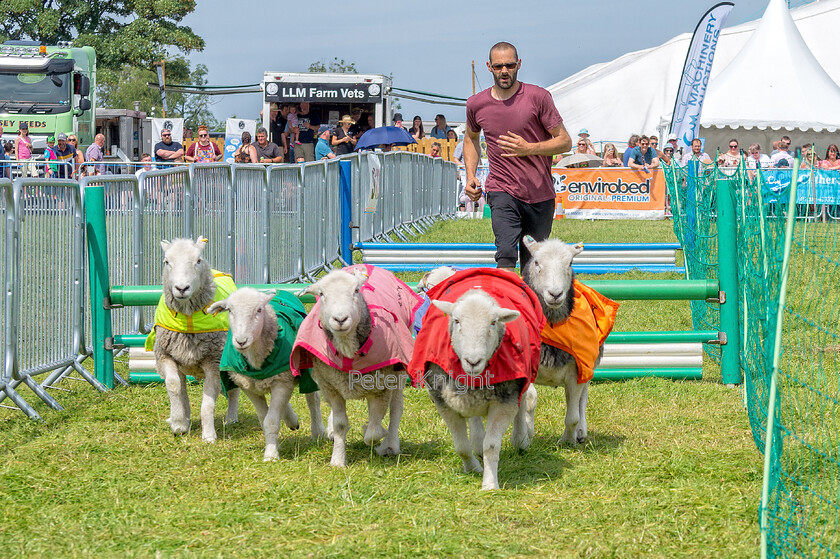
[670,2,734,153]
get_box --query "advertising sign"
[152,118,183,144]
[670,2,734,152]
[552,168,667,220]
[264,81,383,104]
[224,118,257,164]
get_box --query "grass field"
[0,218,763,558]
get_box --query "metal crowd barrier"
[1,155,457,417]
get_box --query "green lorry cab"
[0,41,95,153]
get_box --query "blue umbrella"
[355,126,417,151]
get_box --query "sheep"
[521,236,619,444]
[291,264,423,468]
[418,266,539,459]
[408,268,545,490]
[207,288,326,461]
[145,237,240,442]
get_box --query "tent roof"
[547,0,840,142]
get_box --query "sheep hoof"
[463,458,483,474]
[168,419,190,435]
[263,453,279,462]
[363,424,386,446]
[201,433,217,443]
[481,482,499,491]
[375,443,400,457]
[329,460,347,468]
[224,414,238,426]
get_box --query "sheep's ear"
[431,300,455,315]
[196,236,208,251]
[496,308,520,324]
[207,299,229,316]
[521,235,539,254]
[160,240,171,251]
[418,271,433,290]
[572,242,584,256]
[352,268,369,288]
[298,283,320,298]
[261,290,277,305]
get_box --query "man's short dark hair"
[692,138,702,146]
[256,127,268,136]
[432,142,441,149]
[489,41,518,61]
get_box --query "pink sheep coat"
[290,264,424,376]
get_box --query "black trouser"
[487,190,555,269]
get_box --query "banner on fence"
[152,118,184,145]
[224,119,258,164]
[551,168,667,220]
[365,153,381,213]
[759,168,840,204]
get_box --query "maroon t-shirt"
[466,82,562,204]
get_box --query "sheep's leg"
[224,387,240,425]
[482,401,519,490]
[281,402,299,431]
[433,401,482,474]
[243,389,269,427]
[263,382,295,461]
[560,376,587,444]
[305,391,327,440]
[363,392,388,446]
[511,384,537,451]
[469,416,485,458]
[376,384,402,457]
[199,366,222,443]
[319,384,349,467]
[159,357,190,435]
[577,382,589,443]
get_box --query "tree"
[98,56,218,129]
[309,58,358,73]
[170,64,220,131]
[0,1,204,76]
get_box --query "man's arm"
[497,122,572,158]
[649,155,660,168]
[627,154,645,170]
[267,145,283,163]
[463,127,483,202]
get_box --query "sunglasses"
[199,133,208,137]
[161,134,171,137]
[729,145,738,148]
[490,62,517,71]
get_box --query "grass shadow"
[339,437,447,466]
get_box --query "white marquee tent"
[548,0,840,154]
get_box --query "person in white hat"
[577,128,596,154]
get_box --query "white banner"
[364,153,381,213]
[224,119,257,164]
[670,2,733,152]
[152,118,184,145]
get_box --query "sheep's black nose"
[235,337,248,347]
[175,285,189,295]
[547,290,563,301]
[466,358,482,368]
[334,316,348,327]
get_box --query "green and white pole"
[716,171,742,385]
[84,184,115,389]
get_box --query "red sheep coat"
[408,268,545,400]
[290,264,424,376]
[539,280,620,384]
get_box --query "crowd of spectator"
[548,127,840,173]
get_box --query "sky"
[181,0,799,126]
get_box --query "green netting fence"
[664,156,839,558]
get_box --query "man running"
[464,41,571,270]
